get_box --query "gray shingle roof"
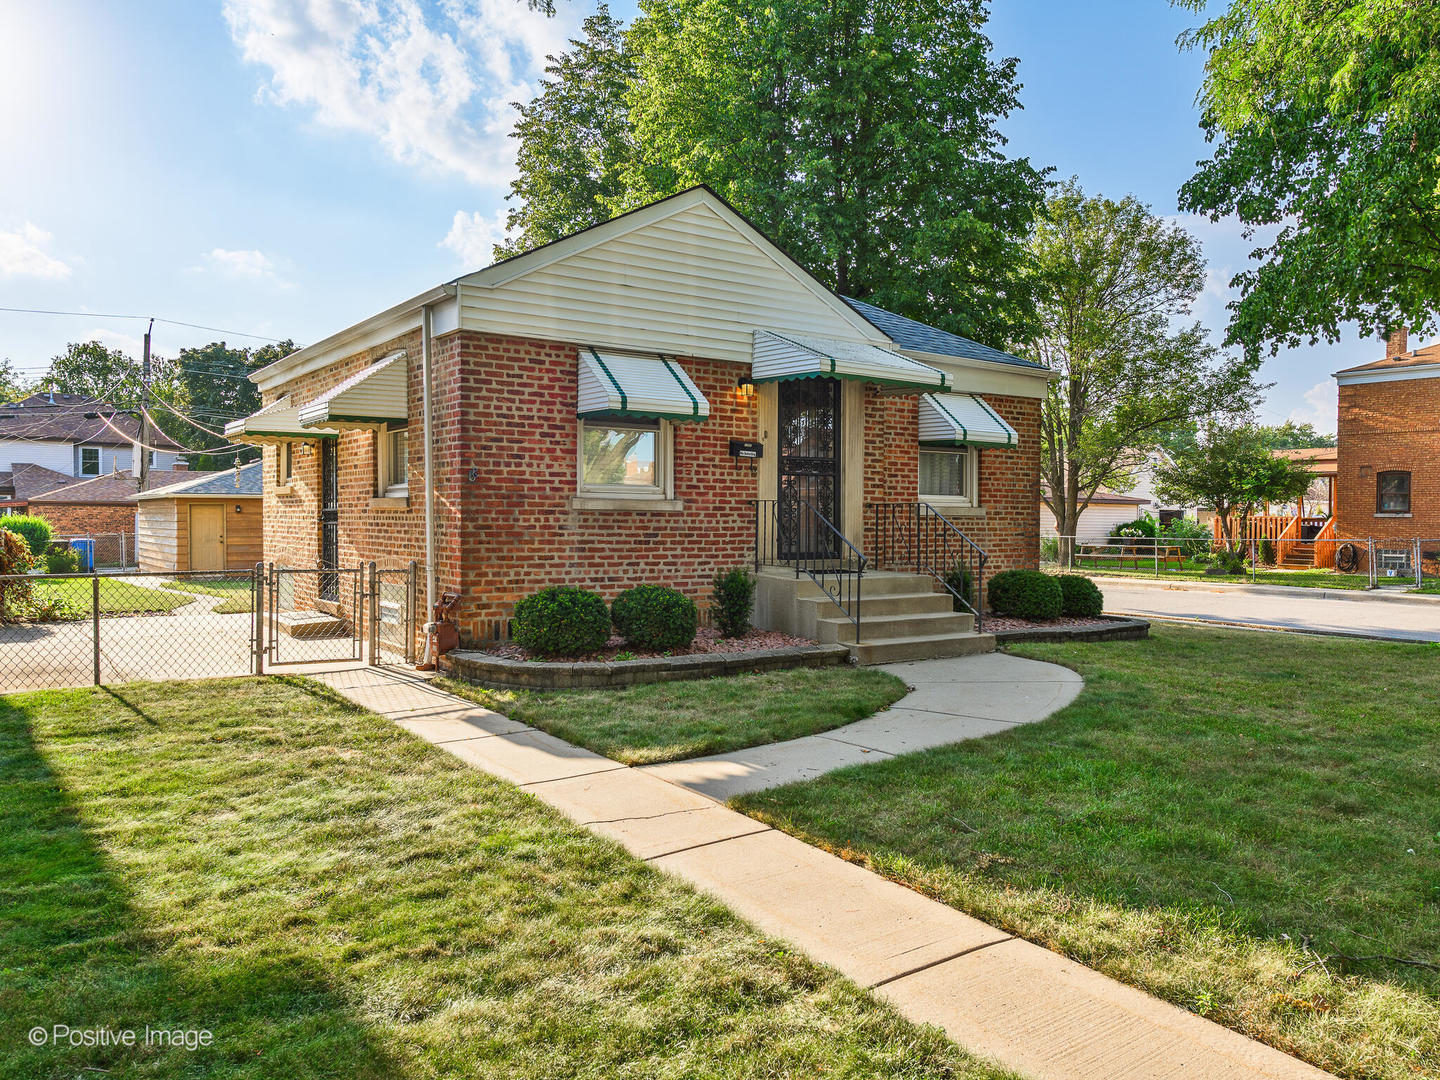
[134,461,262,500]
[842,297,1045,371]
[0,394,184,448]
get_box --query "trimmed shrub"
[0,527,34,621]
[1112,513,1158,540]
[512,586,611,657]
[611,584,698,651]
[987,569,1063,621]
[943,563,974,612]
[45,545,80,574]
[4,515,53,558]
[1055,574,1103,617]
[710,567,755,639]
[1259,538,1276,565]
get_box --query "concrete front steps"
[755,567,995,664]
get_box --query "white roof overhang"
[224,395,340,445]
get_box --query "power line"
[0,306,289,343]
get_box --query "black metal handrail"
[752,498,867,640]
[864,502,988,630]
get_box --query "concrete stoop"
[755,567,995,664]
[276,610,351,639]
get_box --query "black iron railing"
[865,502,988,629]
[753,498,867,640]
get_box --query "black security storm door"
[777,377,842,560]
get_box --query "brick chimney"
[1385,327,1409,359]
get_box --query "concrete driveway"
[1100,579,1440,643]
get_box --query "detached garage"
[132,462,263,572]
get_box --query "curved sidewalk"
[310,659,1336,1080]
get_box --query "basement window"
[1377,470,1411,514]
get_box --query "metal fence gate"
[0,562,417,692]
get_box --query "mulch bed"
[477,626,816,663]
[984,615,1128,633]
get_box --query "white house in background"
[0,393,184,477]
[1041,489,1149,541]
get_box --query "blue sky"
[0,0,1381,431]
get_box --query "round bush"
[987,569,1063,621]
[512,586,611,657]
[611,584,698,651]
[1055,574,1103,617]
[3,514,53,558]
[710,567,755,639]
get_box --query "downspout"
[422,301,437,646]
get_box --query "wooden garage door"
[189,504,226,571]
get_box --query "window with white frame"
[78,445,101,476]
[379,424,409,497]
[278,442,293,486]
[918,447,977,505]
[579,419,666,495]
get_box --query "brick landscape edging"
[992,617,1150,645]
[439,643,851,690]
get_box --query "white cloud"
[222,0,579,186]
[440,206,508,266]
[192,247,293,287]
[0,222,72,279]
[1288,379,1338,433]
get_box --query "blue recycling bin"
[71,539,94,573]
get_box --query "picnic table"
[1075,543,1187,570]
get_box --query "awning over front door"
[298,352,408,430]
[919,392,1019,449]
[225,395,340,445]
[752,330,951,391]
[578,348,711,422]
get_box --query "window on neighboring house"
[580,420,664,495]
[278,442,293,486]
[1377,470,1411,514]
[79,446,101,476]
[380,424,409,498]
[918,447,977,506]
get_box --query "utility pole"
[139,318,153,488]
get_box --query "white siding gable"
[0,439,76,475]
[460,199,888,364]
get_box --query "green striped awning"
[919,392,1018,448]
[578,348,710,422]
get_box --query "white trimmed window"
[579,419,669,497]
[379,424,409,498]
[278,442,293,486]
[78,445,101,476]
[919,447,978,506]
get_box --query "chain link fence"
[53,532,137,570]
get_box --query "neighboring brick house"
[1334,329,1440,565]
[228,187,1053,655]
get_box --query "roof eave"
[900,347,1057,380]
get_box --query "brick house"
[1333,329,1440,568]
[228,188,1053,658]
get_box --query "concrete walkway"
[642,652,1084,799]
[1101,579,1440,643]
[309,662,1334,1080]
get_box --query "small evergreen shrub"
[987,569,1063,620]
[1259,538,1276,565]
[710,567,755,639]
[1213,549,1248,575]
[1055,574,1103,617]
[611,584,698,651]
[45,545,80,574]
[943,563,975,612]
[511,585,611,657]
[4,515,53,558]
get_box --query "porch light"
[736,376,756,399]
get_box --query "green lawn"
[1412,579,1440,595]
[31,577,195,617]
[437,667,908,765]
[0,678,1013,1080]
[735,626,1440,1080]
[160,577,255,613]
[1072,563,1371,589]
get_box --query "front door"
[189,503,226,571]
[777,377,842,560]
[319,439,339,602]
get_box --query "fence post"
[91,571,101,686]
[253,563,265,676]
[1415,538,1423,590]
[1249,538,1257,582]
[1153,536,1159,578]
[368,562,379,666]
[407,560,418,665]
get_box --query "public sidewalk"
[310,661,1335,1080]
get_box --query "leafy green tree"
[1256,420,1333,450]
[0,359,28,403]
[1178,0,1440,357]
[505,0,1048,344]
[37,341,146,402]
[1153,423,1314,550]
[1030,182,1259,550]
[167,340,297,469]
[501,8,636,257]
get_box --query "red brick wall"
[28,501,137,538]
[1336,375,1440,543]
[265,329,1043,643]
